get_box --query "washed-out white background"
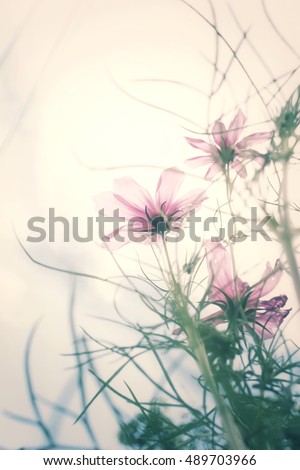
[0,0,299,449]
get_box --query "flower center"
[150,214,169,234]
[144,203,182,236]
[218,144,235,164]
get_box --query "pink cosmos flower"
[93,167,206,249]
[185,109,272,179]
[204,242,290,339]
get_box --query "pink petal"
[155,167,184,212]
[185,136,211,153]
[113,177,154,214]
[238,150,266,166]
[248,259,283,305]
[205,242,236,301]
[113,193,150,219]
[94,176,156,220]
[259,295,287,309]
[212,121,227,147]
[170,188,207,215]
[93,191,140,220]
[236,278,250,298]
[237,132,272,149]
[255,155,266,166]
[185,155,215,168]
[228,109,246,144]
[250,310,289,340]
[230,158,247,178]
[205,162,222,179]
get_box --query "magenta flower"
[205,242,290,339]
[185,109,272,179]
[93,167,206,249]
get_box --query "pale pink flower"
[185,109,272,179]
[94,167,206,249]
[205,242,290,339]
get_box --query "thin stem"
[225,170,238,296]
[162,237,178,286]
[280,159,300,308]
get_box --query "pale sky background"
[0,0,299,449]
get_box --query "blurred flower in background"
[185,109,272,178]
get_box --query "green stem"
[184,320,246,449]
[281,160,300,308]
[162,240,247,449]
[225,170,238,299]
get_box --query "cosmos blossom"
[185,109,272,179]
[93,167,206,249]
[204,242,290,339]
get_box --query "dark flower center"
[144,203,182,236]
[150,214,169,234]
[218,144,235,164]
